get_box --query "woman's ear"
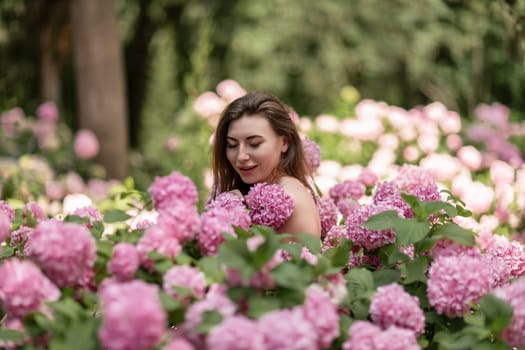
[281,136,289,153]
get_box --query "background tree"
[71,0,128,179]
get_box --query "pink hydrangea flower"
[370,283,425,334]
[136,225,182,270]
[322,225,349,252]
[357,167,379,187]
[486,239,525,279]
[302,137,321,174]
[216,79,246,102]
[24,220,97,288]
[193,91,227,118]
[342,321,421,350]
[258,308,317,350]
[43,179,63,200]
[36,101,59,122]
[346,203,403,251]
[317,197,338,238]
[183,287,236,346]
[9,226,33,247]
[372,182,413,218]
[74,129,100,159]
[0,211,11,243]
[457,146,482,171]
[427,255,492,317]
[302,285,340,348]
[0,259,60,319]
[493,277,525,347]
[301,246,319,265]
[393,165,438,194]
[483,253,511,288]
[108,243,140,281]
[0,200,15,222]
[429,238,481,260]
[206,192,251,229]
[72,205,103,228]
[207,315,264,350]
[329,180,366,203]
[1,107,25,136]
[165,337,195,350]
[156,202,200,243]
[148,171,198,210]
[336,198,361,220]
[163,265,207,301]
[245,183,294,229]
[98,280,167,350]
[318,272,348,305]
[197,206,237,256]
[21,202,47,224]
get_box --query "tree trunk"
[70,0,128,179]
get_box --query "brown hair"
[211,92,313,197]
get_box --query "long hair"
[211,92,313,197]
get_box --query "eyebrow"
[227,135,264,141]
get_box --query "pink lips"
[238,165,256,176]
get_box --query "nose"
[238,144,250,161]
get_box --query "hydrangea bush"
[1,165,525,350]
[1,83,525,349]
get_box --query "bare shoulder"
[277,176,321,238]
[277,176,311,203]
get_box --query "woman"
[211,92,321,238]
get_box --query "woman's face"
[226,114,288,184]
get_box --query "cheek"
[226,149,236,164]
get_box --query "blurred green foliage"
[0,0,524,193]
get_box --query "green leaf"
[198,256,225,283]
[63,320,101,350]
[251,235,280,270]
[393,218,430,246]
[402,256,430,284]
[175,251,195,265]
[414,236,440,254]
[158,290,182,311]
[90,221,105,239]
[96,240,113,259]
[281,243,303,260]
[346,268,374,293]
[153,259,174,274]
[376,244,408,266]
[433,223,475,246]
[373,269,401,287]
[479,294,513,335]
[247,295,281,318]
[433,332,478,350]
[103,210,131,223]
[218,238,254,282]
[324,238,352,268]
[464,311,485,327]
[271,262,311,290]
[1,246,15,259]
[50,299,83,322]
[196,310,223,333]
[233,225,253,239]
[63,215,90,225]
[294,233,321,254]
[419,200,457,218]
[363,210,399,230]
[0,329,26,342]
[350,299,370,320]
[474,339,513,350]
[400,193,420,211]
